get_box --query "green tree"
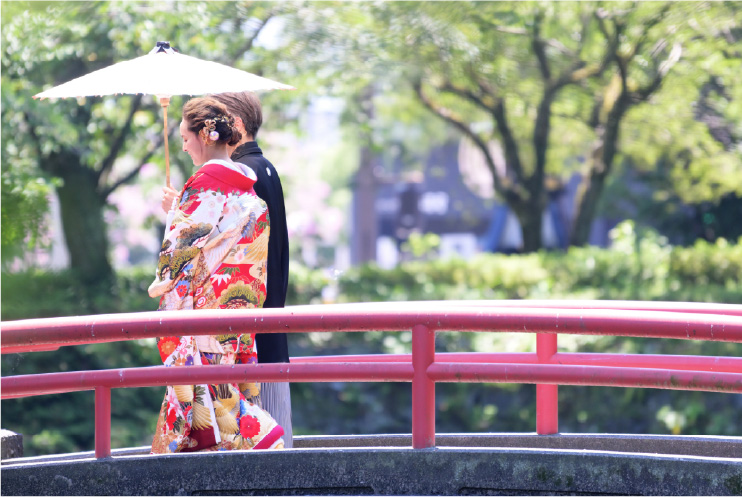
[1,1,283,282]
[273,2,741,251]
[605,2,742,243]
[403,2,740,250]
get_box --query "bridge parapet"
[2,435,742,496]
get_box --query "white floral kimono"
[149,159,284,453]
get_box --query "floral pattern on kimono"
[148,160,283,454]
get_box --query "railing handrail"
[2,301,741,458]
[3,304,742,354]
[3,361,741,400]
[292,351,742,372]
[296,300,742,316]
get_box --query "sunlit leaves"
[2,1,295,262]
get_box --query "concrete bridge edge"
[2,434,741,496]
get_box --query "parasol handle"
[159,96,171,188]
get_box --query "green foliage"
[338,222,742,304]
[1,341,162,455]
[271,2,742,250]
[0,266,155,320]
[401,232,441,260]
[2,233,741,455]
[0,158,51,266]
[1,1,296,271]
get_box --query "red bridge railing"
[2,300,741,458]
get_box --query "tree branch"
[437,79,497,116]
[491,98,526,186]
[492,25,573,55]
[531,10,551,82]
[22,111,46,165]
[102,134,165,198]
[435,73,526,186]
[588,96,604,129]
[413,80,512,199]
[630,7,682,100]
[97,93,143,187]
[225,11,276,66]
[575,11,592,59]
[632,42,682,103]
[628,2,673,60]
[494,26,527,35]
[553,111,593,125]
[469,66,499,101]
[532,87,557,187]
[555,12,621,87]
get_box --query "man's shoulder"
[237,155,281,180]
[233,152,270,168]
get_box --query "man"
[161,91,292,447]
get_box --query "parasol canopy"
[34,42,294,186]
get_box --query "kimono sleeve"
[148,177,228,299]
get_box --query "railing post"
[95,386,111,458]
[412,324,435,448]
[536,333,558,434]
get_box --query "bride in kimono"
[148,97,284,453]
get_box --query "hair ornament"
[201,119,220,142]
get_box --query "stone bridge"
[3,302,741,494]
[3,434,741,495]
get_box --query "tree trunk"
[570,92,630,246]
[513,201,544,253]
[351,85,379,265]
[570,157,608,247]
[50,152,114,284]
[351,145,378,265]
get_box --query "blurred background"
[2,1,741,456]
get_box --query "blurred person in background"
[151,96,284,453]
[161,91,293,448]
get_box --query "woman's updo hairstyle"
[182,97,242,146]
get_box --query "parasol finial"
[150,41,176,54]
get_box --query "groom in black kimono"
[160,91,293,447]
[213,91,292,447]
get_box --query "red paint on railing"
[1,363,415,399]
[426,363,742,392]
[536,334,559,434]
[4,360,741,399]
[95,387,111,458]
[3,306,742,353]
[320,300,742,316]
[412,325,435,449]
[1,344,61,354]
[291,352,742,372]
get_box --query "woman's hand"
[161,186,179,213]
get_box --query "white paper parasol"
[34,42,294,186]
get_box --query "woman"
[149,97,284,453]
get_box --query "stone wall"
[2,435,741,496]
